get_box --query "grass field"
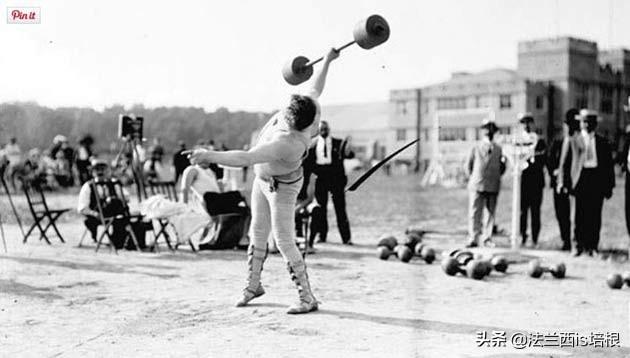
[2,171,630,357]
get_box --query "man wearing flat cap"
[558,109,615,256]
[546,108,580,250]
[516,113,547,248]
[466,118,506,248]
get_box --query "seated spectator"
[181,162,222,208]
[77,159,141,249]
[53,150,73,188]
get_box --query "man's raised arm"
[309,48,339,98]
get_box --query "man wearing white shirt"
[558,109,615,256]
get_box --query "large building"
[390,36,630,172]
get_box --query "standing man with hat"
[516,113,547,248]
[558,109,615,256]
[546,108,580,250]
[466,118,506,248]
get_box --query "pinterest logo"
[7,7,41,24]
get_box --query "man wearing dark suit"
[301,121,354,245]
[558,109,615,256]
[546,108,579,251]
[516,113,547,247]
[620,125,630,239]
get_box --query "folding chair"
[91,179,144,253]
[147,181,177,251]
[21,178,70,244]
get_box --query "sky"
[1,0,629,112]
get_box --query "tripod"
[112,136,147,203]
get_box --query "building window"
[535,96,544,109]
[396,101,407,115]
[498,126,512,136]
[439,127,467,141]
[437,97,466,110]
[396,129,406,141]
[499,94,512,109]
[575,82,589,109]
[600,86,613,114]
[474,96,481,108]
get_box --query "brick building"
[390,36,630,172]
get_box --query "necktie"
[323,141,328,158]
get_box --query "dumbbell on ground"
[479,256,509,276]
[528,260,566,279]
[282,14,390,85]
[413,243,435,264]
[441,257,487,280]
[606,272,630,289]
[377,235,398,251]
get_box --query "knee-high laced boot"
[235,245,267,307]
[286,261,318,314]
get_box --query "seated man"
[77,159,133,249]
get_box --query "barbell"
[282,14,390,85]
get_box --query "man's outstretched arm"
[309,48,339,98]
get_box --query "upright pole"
[510,141,522,250]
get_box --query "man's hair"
[286,94,317,131]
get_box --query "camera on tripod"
[118,114,144,140]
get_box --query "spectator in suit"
[301,121,355,245]
[172,140,190,184]
[466,118,506,248]
[620,125,630,240]
[558,109,615,256]
[546,108,579,251]
[516,113,547,248]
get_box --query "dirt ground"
[2,173,630,357]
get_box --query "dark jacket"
[546,137,565,189]
[521,138,547,189]
[300,137,354,198]
[560,133,615,197]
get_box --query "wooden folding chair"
[147,180,178,252]
[91,179,144,254]
[21,179,70,244]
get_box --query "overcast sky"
[1,0,629,112]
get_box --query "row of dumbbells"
[441,250,508,280]
[442,250,566,280]
[376,231,435,264]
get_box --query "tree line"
[0,102,271,154]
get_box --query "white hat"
[576,109,599,122]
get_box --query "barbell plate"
[282,55,314,86]
[353,14,390,50]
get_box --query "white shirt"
[315,136,332,165]
[581,130,598,168]
[77,181,129,214]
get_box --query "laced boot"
[286,261,318,314]
[235,245,267,307]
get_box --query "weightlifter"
[187,48,339,314]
